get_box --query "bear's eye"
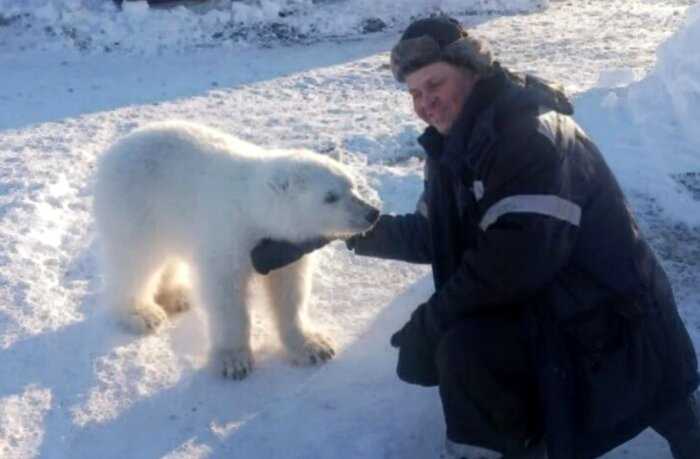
[324,192,339,204]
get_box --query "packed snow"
[0,0,698,458]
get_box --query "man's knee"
[435,320,491,378]
[436,318,524,373]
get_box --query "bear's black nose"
[365,207,380,224]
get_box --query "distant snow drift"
[620,3,700,225]
[628,3,700,149]
[93,120,379,379]
[0,0,548,53]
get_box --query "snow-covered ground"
[0,0,547,54]
[0,0,699,458]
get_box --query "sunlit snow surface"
[0,0,547,54]
[0,1,699,458]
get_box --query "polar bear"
[93,121,379,379]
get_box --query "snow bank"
[624,3,700,224]
[0,0,547,54]
[627,3,700,152]
[576,3,700,226]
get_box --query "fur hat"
[390,16,493,82]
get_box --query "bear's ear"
[267,168,308,194]
[268,172,291,194]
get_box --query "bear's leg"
[196,254,254,380]
[261,256,335,365]
[154,259,192,316]
[102,243,168,333]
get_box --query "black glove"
[390,302,444,387]
[345,218,381,252]
[251,237,330,275]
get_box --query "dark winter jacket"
[349,66,699,458]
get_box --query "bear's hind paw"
[289,333,335,366]
[154,286,191,315]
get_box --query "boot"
[442,437,546,459]
[442,438,499,459]
[501,439,547,459]
[651,392,700,459]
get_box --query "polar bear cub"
[93,121,379,379]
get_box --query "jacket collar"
[417,125,443,158]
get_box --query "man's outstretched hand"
[251,237,331,275]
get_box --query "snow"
[0,0,546,54]
[0,386,52,459]
[573,2,700,228]
[0,0,698,458]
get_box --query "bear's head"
[261,150,380,242]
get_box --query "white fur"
[93,121,377,379]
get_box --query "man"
[251,16,700,459]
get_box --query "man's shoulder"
[491,70,574,141]
[483,114,562,186]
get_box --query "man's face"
[405,61,479,135]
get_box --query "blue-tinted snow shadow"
[195,274,445,459]
[0,37,384,132]
[0,238,414,458]
[0,241,111,396]
[0,14,504,132]
[16,269,441,459]
[0,241,154,456]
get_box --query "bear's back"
[95,121,264,230]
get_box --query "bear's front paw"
[218,347,254,380]
[121,303,168,334]
[289,333,335,366]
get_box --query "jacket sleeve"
[349,212,433,264]
[427,126,582,327]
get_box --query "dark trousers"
[429,316,700,459]
[434,315,542,454]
